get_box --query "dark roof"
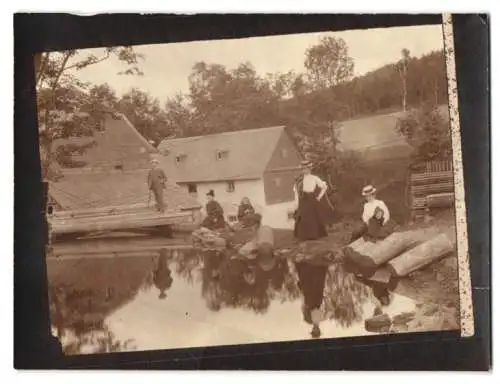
[157,126,287,183]
[48,170,200,210]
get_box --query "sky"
[68,24,444,104]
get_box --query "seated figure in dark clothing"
[350,185,394,243]
[201,190,226,230]
[237,197,256,227]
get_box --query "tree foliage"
[36,47,144,179]
[395,102,452,164]
[304,36,355,90]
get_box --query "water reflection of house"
[47,113,200,214]
[47,254,157,345]
[157,126,303,229]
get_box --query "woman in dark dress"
[293,160,329,241]
[237,197,256,227]
[295,261,328,339]
[201,190,226,230]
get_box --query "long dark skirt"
[201,215,226,230]
[294,192,327,241]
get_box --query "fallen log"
[387,232,456,277]
[344,227,442,270]
[426,192,455,209]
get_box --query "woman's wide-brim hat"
[206,189,215,197]
[301,159,313,168]
[362,185,377,196]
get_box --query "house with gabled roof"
[47,113,200,215]
[156,126,304,229]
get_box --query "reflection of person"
[154,249,173,299]
[201,190,226,230]
[237,197,256,227]
[293,160,328,241]
[350,185,391,242]
[294,261,328,339]
[147,158,168,213]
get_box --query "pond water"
[47,235,416,355]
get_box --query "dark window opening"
[226,181,235,193]
[216,150,229,160]
[114,164,124,171]
[187,183,197,194]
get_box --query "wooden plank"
[52,203,201,219]
[426,193,455,209]
[49,210,196,235]
[410,172,453,185]
[387,232,456,277]
[410,182,454,196]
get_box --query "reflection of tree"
[172,248,202,286]
[200,250,290,314]
[61,325,136,355]
[323,263,372,328]
[47,256,153,353]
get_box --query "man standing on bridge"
[147,158,168,213]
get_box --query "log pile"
[409,167,454,215]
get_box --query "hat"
[301,159,313,168]
[206,189,215,197]
[151,158,159,164]
[362,185,377,196]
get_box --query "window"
[175,154,187,163]
[216,150,229,160]
[287,210,295,220]
[187,183,197,194]
[114,164,123,171]
[226,181,235,193]
[227,214,238,223]
[281,148,288,158]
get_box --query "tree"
[36,47,144,179]
[304,36,355,90]
[118,88,169,146]
[184,61,280,136]
[396,48,411,112]
[395,102,452,165]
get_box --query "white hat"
[362,185,377,196]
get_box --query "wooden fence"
[408,160,455,217]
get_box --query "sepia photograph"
[36,17,473,356]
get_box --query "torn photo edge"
[442,13,474,337]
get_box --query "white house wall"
[179,179,296,230]
[183,179,266,219]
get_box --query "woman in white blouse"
[350,185,391,242]
[293,160,329,241]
